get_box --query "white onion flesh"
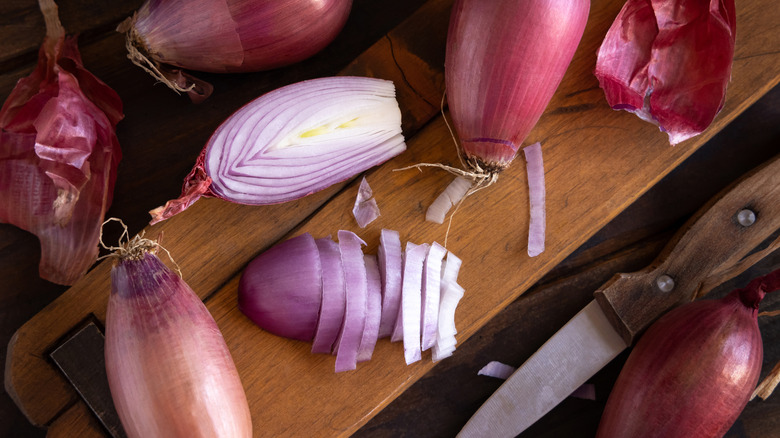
[426,176,473,224]
[478,361,517,379]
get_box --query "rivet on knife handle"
[595,155,780,346]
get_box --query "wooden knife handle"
[595,154,780,346]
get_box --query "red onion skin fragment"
[445,0,589,169]
[378,229,404,340]
[333,230,368,372]
[149,76,406,224]
[106,251,252,438]
[401,242,429,365]
[594,0,736,145]
[357,254,382,362]
[353,176,380,228]
[238,233,322,342]
[421,242,446,351]
[523,142,545,257]
[0,4,123,285]
[597,269,780,438]
[311,237,346,354]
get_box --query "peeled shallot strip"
[421,242,446,351]
[377,229,404,340]
[523,142,545,257]
[238,233,322,342]
[0,0,123,285]
[311,237,346,354]
[333,230,368,372]
[357,254,382,362]
[478,361,517,380]
[352,176,380,228]
[150,77,406,224]
[426,176,472,224]
[401,242,429,364]
[594,0,736,145]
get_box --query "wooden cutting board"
[5,0,779,436]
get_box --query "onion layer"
[150,76,406,224]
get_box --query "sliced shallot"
[238,232,322,342]
[378,229,404,339]
[333,230,368,372]
[421,242,447,351]
[352,176,380,228]
[311,237,346,354]
[401,242,429,365]
[523,142,545,257]
[357,254,382,362]
[150,77,406,224]
[478,361,517,380]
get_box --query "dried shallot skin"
[596,290,762,438]
[0,34,123,285]
[594,0,737,145]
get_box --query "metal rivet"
[737,209,756,227]
[656,274,675,293]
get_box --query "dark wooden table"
[1,0,779,437]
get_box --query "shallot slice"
[421,242,447,351]
[401,242,429,365]
[357,254,382,362]
[478,361,517,380]
[352,176,380,228]
[333,230,368,372]
[426,176,472,224]
[311,237,346,354]
[378,229,403,339]
[238,233,322,341]
[523,142,545,257]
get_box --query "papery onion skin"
[445,0,589,171]
[594,0,736,145]
[105,251,251,438]
[596,287,766,438]
[0,0,123,285]
[128,0,353,74]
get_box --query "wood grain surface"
[1,0,778,436]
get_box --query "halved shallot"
[150,76,406,224]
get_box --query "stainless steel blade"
[458,300,627,438]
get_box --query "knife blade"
[459,153,780,438]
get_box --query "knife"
[458,153,780,437]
